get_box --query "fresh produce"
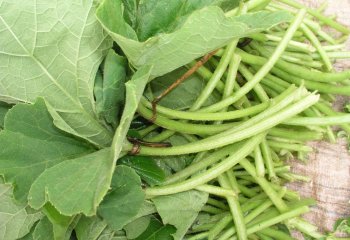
[0,0,349,239]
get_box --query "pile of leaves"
[0,0,349,239]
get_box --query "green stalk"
[125,92,319,155]
[239,158,288,212]
[191,41,238,110]
[278,0,350,34]
[218,175,247,240]
[208,215,232,240]
[260,138,277,180]
[144,136,263,196]
[300,23,333,71]
[140,97,268,121]
[138,103,237,135]
[196,184,236,198]
[252,42,350,83]
[285,114,350,126]
[200,9,306,112]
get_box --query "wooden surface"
[286,0,350,235]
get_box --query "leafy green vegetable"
[28,148,112,216]
[97,0,292,77]
[134,0,240,41]
[152,190,208,240]
[0,184,42,240]
[123,216,151,239]
[110,65,152,162]
[0,102,11,129]
[98,165,145,231]
[0,99,92,202]
[0,0,113,147]
[133,217,176,240]
[75,216,107,240]
[119,155,166,186]
[42,204,78,240]
[32,217,54,240]
[97,50,128,128]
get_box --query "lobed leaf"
[0,0,113,147]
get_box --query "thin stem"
[300,23,333,71]
[200,9,306,112]
[196,184,236,198]
[218,175,247,240]
[150,50,217,121]
[144,137,262,196]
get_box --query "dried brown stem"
[151,49,218,121]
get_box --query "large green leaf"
[135,0,240,41]
[0,0,113,147]
[28,65,152,217]
[97,0,291,77]
[0,184,42,240]
[0,99,92,202]
[152,190,208,240]
[28,148,112,216]
[98,166,145,231]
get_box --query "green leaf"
[152,190,208,240]
[0,0,113,147]
[32,217,54,240]
[135,0,239,41]
[94,70,105,121]
[99,50,128,128]
[149,67,219,110]
[134,217,176,240]
[110,65,152,162]
[119,155,166,186]
[75,216,107,240]
[123,216,151,239]
[28,148,113,216]
[97,0,291,77]
[0,184,42,240]
[42,204,78,240]
[153,135,194,174]
[0,102,11,129]
[98,166,145,231]
[0,99,92,202]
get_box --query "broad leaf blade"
[97,0,291,77]
[100,50,128,128]
[0,184,42,240]
[28,148,113,216]
[110,65,152,162]
[0,102,11,129]
[119,155,166,186]
[152,190,208,240]
[0,99,92,202]
[134,217,176,240]
[0,0,113,147]
[98,166,145,231]
[75,216,107,240]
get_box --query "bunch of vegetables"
[0,0,350,239]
